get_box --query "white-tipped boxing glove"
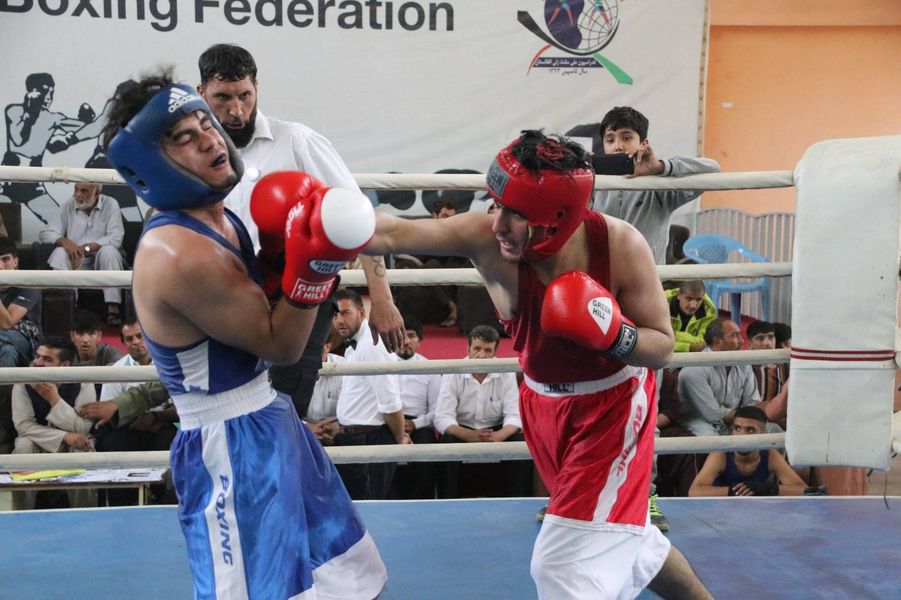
[251,171,374,307]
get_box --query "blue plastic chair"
[681,234,771,323]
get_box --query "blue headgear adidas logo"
[167,87,196,113]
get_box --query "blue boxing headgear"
[107,83,243,211]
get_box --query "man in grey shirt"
[581,106,719,531]
[590,106,720,264]
[678,318,760,437]
[40,182,125,324]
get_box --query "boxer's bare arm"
[366,210,520,316]
[606,218,674,369]
[366,210,493,258]
[133,226,317,366]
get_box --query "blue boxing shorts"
[170,378,386,599]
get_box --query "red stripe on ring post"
[791,347,895,362]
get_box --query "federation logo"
[518,1,632,84]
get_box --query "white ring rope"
[0,263,792,289]
[0,165,887,472]
[0,350,790,385]
[0,166,796,192]
[0,433,788,470]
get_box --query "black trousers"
[389,426,438,499]
[269,296,335,419]
[96,424,177,506]
[436,429,532,499]
[334,425,398,500]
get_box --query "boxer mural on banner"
[2,74,140,227]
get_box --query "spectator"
[80,381,171,433]
[11,337,96,508]
[0,236,42,367]
[689,406,807,497]
[678,319,760,436]
[69,309,124,366]
[88,319,176,505]
[746,320,789,430]
[304,329,343,446]
[39,182,125,325]
[773,321,792,350]
[666,280,717,353]
[430,199,456,220]
[390,315,441,499]
[99,318,151,399]
[772,321,792,376]
[433,325,527,498]
[589,106,721,264]
[651,274,716,528]
[333,288,411,499]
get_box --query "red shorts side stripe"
[520,368,656,526]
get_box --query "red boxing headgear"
[486,138,594,262]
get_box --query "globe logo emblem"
[544,0,620,54]
[518,0,632,84]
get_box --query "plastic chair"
[681,234,771,323]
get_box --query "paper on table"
[10,469,86,481]
[0,467,168,485]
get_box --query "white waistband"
[174,372,277,430]
[523,366,643,397]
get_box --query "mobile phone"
[592,153,634,176]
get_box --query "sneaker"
[649,494,670,532]
[536,505,548,522]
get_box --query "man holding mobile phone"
[572,107,720,534]
[591,106,720,265]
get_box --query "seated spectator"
[39,182,126,325]
[0,236,42,368]
[304,329,343,446]
[678,318,760,436]
[746,320,788,430]
[80,380,171,432]
[773,321,792,350]
[69,309,124,366]
[332,288,410,500]
[11,337,97,509]
[665,280,717,352]
[689,406,807,497]
[433,325,528,498]
[85,319,176,505]
[773,321,792,378]
[390,315,441,499]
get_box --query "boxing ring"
[0,135,900,598]
[0,497,898,599]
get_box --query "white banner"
[1,0,706,238]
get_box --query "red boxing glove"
[252,171,375,308]
[540,270,638,360]
[251,171,328,260]
[251,172,328,301]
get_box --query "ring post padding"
[787,136,901,470]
